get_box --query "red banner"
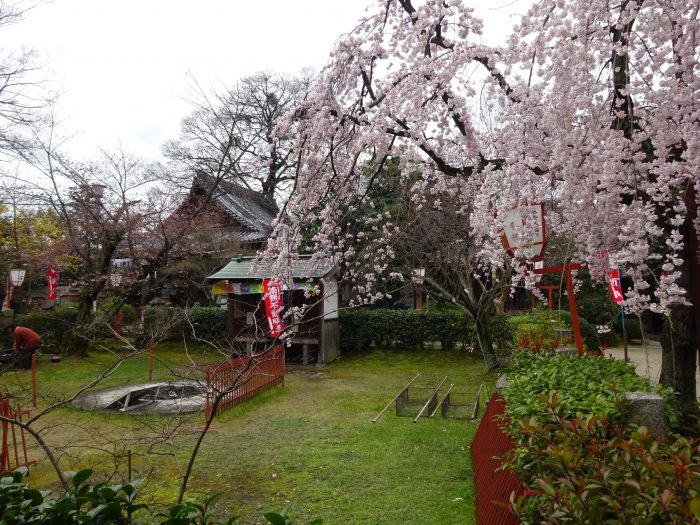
[263,279,285,338]
[47,268,59,300]
[608,268,624,303]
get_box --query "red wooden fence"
[0,398,35,473]
[205,345,285,419]
[471,393,524,525]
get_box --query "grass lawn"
[0,343,497,524]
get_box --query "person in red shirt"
[7,325,41,370]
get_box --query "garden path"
[607,338,700,399]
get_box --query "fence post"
[31,355,37,408]
[0,400,9,471]
[204,365,211,421]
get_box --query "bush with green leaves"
[98,298,137,325]
[503,352,675,428]
[0,468,319,525]
[142,306,228,344]
[339,308,476,352]
[505,396,700,525]
[0,307,80,354]
[503,309,601,353]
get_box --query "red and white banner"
[263,279,285,338]
[608,268,624,303]
[47,267,59,300]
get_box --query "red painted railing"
[205,345,285,419]
[0,398,35,473]
[471,393,524,525]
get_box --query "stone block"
[624,391,665,434]
[555,328,573,340]
[496,374,508,389]
[555,347,579,356]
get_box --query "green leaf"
[264,512,287,525]
[70,469,93,488]
[85,502,108,519]
[690,497,700,518]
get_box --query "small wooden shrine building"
[207,255,339,365]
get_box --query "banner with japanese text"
[263,279,285,338]
[608,268,624,303]
[47,268,59,300]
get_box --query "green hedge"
[97,298,137,324]
[142,306,227,343]
[339,308,476,351]
[502,347,689,524]
[503,351,674,426]
[0,308,80,354]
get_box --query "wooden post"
[533,265,584,356]
[565,269,584,356]
[204,366,211,421]
[31,354,37,408]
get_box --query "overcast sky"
[4,0,528,163]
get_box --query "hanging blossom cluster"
[477,0,700,315]
[263,0,698,317]
[263,0,497,300]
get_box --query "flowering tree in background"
[269,0,699,421]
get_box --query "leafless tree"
[0,1,53,161]
[164,71,314,201]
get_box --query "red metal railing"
[471,393,524,525]
[205,345,285,419]
[0,398,35,473]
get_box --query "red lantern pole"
[533,264,584,356]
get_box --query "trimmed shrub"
[503,351,674,427]
[98,298,137,325]
[142,306,227,343]
[491,313,516,354]
[339,308,476,352]
[613,316,643,341]
[0,308,80,354]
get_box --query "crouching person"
[8,325,41,370]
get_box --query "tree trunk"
[475,313,498,370]
[659,305,699,428]
[659,183,700,429]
